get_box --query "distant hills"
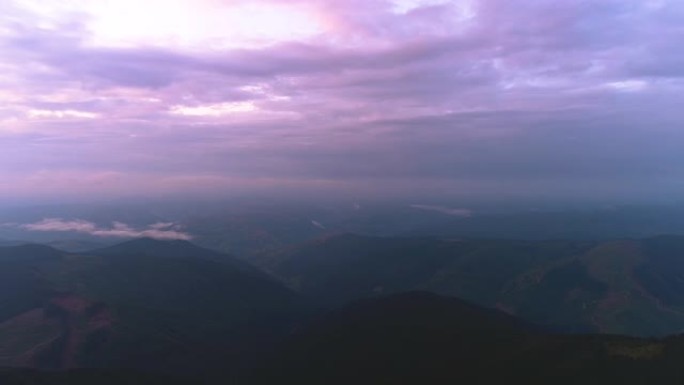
[256,233,684,336]
[185,204,684,255]
[408,205,684,240]
[6,201,684,257]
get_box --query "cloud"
[0,0,683,205]
[148,222,176,230]
[410,205,473,217]
[23,219,98,233]
[21,218,193,240]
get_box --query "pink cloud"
[21,218,193,240]
[0,0,682,204]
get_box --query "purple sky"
[1,0,683,204]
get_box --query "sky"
[1,0,683,205]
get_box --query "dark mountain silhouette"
[0,240,306,375]
[254,292,684,385]
[10,291,684,385]
[0,368,194,385]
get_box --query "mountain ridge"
[253,291,684,385]
[254,233,684,336]
[0,238,307,374]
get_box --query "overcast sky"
[1,0,683,204]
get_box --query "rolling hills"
[255,234,684,336]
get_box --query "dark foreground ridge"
[0,368,193,385]
[6,291,684,384]
[248,291,684,384]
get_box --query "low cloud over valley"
[19,218,192,241]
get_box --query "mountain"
[255,234,684,336]
[88,237,267,275]
[7,201,684,258]
[0,244,64,322]
[90,237,217,258]
[0,368,194,385]
[146,203,684,256]
[253,292,684,385]
[0,239,306,375]
[44,239,114,253]
[9,233,684,382]
[7,292,684,384]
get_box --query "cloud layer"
[21,219,192,240]
[1,0,683,204]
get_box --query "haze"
[1,0,683,205]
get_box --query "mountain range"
[255,233,684,336]
[4,234,684,383]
